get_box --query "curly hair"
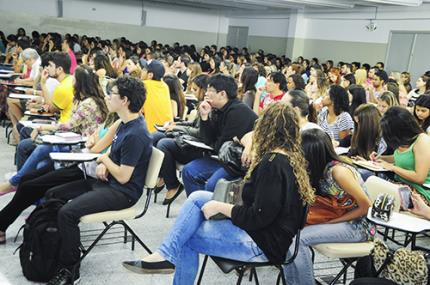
[245,102,315,205]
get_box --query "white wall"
[228,16,289,37]
[0,0,57,17]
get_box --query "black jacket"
[231,153,306,264]
[199,99,257,153]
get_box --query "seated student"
[408,75,429,106]
[7,48,42,143]
[122,102,315,285]
[0,113,119,244]
[239,67,258,109]
[376,106,430,203]
[141,60,173,132]
[348,84,367,117]
[349,104,387,160]
[0,64,108,194]
[318,85,355,145]
[181,74,257,196]
[253,71,286,114]
[413,95,430,134]
[44,76,152,285]
[287,74,306,91]
[163,74,186,119]
[377,91,399,116]
[284,128,371,285]
[61,38,77,74]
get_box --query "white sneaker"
[4,172,17,181]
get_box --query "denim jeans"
[10,143,65,186]
[283,221,368,285]
[152,131,166,146]
[182,157,236,196]
[16,138,36,170]
[158,191,268,285]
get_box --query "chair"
[310,175,401,285]
[78,147,164,261]
[196,205,309,285]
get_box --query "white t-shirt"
[29,58,41,80]
[45,78,60,98]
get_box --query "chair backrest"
[364,176,401,212]
[144,147,165,189]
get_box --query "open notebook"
[183,139,214,151]
[50,152,101,162]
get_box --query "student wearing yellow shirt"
[141,60,173,132]
[40,52,74,123]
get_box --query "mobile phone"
[399,186,413,209]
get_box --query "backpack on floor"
[16,199,65,282]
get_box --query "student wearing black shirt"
[180,74,257,196]
[122,102,315,285]
[46,76,152,285]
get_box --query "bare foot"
[142,252,166,263]
[0,182,13,195]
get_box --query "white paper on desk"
[335,147,350,155]
[9,93,38,100]
[0,69,14,73]
[13,87,30,91]
[41,135,84,144]
[50,152,101,161]
[183,139,214,150]
[154,125,167,132]
[24,111,54,117]
[0,73,14,78]
[353,160,388,172]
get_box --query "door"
[227,26,249,49]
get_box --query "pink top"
[68,49,78,75]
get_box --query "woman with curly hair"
[122,102,315,284]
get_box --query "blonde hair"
[186,62,203,92]
[355,69,367,86]
[246,102,315,205]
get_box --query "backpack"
[355,238,430,285]
[17,199,65,282]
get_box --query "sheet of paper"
[8,93,38,100]
[50,152,101,161]
[353,160,388,172]
[335,147,350,155]
[183,139,214,150]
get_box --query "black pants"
[0,164,85,232]
[157,137,204,189]
[45,180,134,269]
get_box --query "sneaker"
[47,269,80,285]
[4,172,16,181]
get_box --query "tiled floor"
[0,123,426,285]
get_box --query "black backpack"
[17,199,65,282]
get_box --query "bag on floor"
[17,199,65,282]
[354,238,430,285]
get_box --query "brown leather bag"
[306,194,356,225]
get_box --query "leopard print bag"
[372,238,429,285]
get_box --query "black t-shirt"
[108,116,153,202]
[177,70,189,91]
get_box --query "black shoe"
[122,259,175,274]
[47,268,80,285]
[162,184,184,205]
[154,183,165,194]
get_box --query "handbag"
[306,194,357,225]
[371,193,395,222]
[218,141,247,176]
[210,178,244,220]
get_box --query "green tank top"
[394,136,430,201]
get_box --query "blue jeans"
[182,157,235,196]
[10,143,64,186]
[158,191,268,285]
[16,138,36,170]
[283,221,368,285]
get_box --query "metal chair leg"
[196,255,209,285]
[236,269,244,285]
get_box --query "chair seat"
[80,206,137,223]
[211,256,272,274]
[313,241,374,259]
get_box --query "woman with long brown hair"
[123,102,315,284]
